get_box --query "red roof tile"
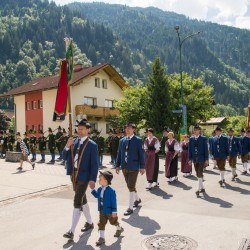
[0,63,126,98]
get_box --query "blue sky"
[52,0,250,30]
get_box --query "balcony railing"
[75,104,120,118]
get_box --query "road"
[0,155,249,250]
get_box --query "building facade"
[0,64,126,137]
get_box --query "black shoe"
[32,163,35,169]
[242,171,247,175]
[47,160,55,165]
[219,180,223,187]
[63,231,74,240]
[133,198,141,207]
[124,208,133,216]
[96,237,105,246]
[81,222,94,232]
[60,161,65,166]
[222,179,225,183]
[114,227,124,237]
[37,159,45,163]
[195,190,200,197]
[17,167,23,171]
[200,188,205,193]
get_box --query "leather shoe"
[96,237,105,246]
[114,227,124,237]
[63,231,74,240]
[124,208,133,216]
[81,222,94,232]
[133,199,141,207]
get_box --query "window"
[84,97,97,106]
[32,125,37,132]
[102,79,107,89]
[26,102,31,110]
[38,124,43,132]
[90,123,97,131]
[106,123,112,134]
[39,100,43,109]
[95,78,100,88]
[32,101,37,110]
[105,99,113,108]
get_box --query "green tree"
[168,73,217,131]
[106,84,148,128]
[0,109,10,131]
[147,57,171,133]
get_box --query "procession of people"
[1,119,250,246]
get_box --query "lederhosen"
[193,137,204,178]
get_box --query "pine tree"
[147,57,171,133]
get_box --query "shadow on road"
[170,180,192,190]
[149,187,173,199]
[122,207,161,235]
[235,178,250,186]
[12,170,31,174]
[63,230,94,250]
[201,193,233,208]
[204,170,219,175]
[224,183,250,195]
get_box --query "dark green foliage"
[0,1,249,117]
[0,109,10,131]
[70,2,250,115]
[147,57,171,132]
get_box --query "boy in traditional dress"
[92,171,124,246]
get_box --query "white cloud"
[51,0,250,29]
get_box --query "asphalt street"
[0,155,250,250]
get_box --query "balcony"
[75,104,120,119]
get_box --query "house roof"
[201,117,226,125]
[0,64,127,98]
[1,109,14,120]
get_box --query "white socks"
[134,191,140,201]
[213,160,216,167]
[198,178,204,190]
[147,183,152,189]
[82,203,93,224]
[99,230,105,238]
[232,168,236,176]
[129,192,135,209]
[70,208,81,234]
[243,162,248,171]
[220,171,225,181]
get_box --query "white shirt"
[165,139,180,153]
[127,134,134,140]
[144,136,161,150]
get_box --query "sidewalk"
[0,156,250,250]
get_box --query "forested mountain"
[0,0,138,108]
[68,2,250,115]
[0,0,249,116]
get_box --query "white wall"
[42,89,69,132]
[14,95,26,134]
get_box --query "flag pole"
[64,37,73,137]
[64,37,76,191]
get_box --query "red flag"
[53,60,68,121]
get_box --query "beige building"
[0,64,126,137]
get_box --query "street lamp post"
[174,26,201,134]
